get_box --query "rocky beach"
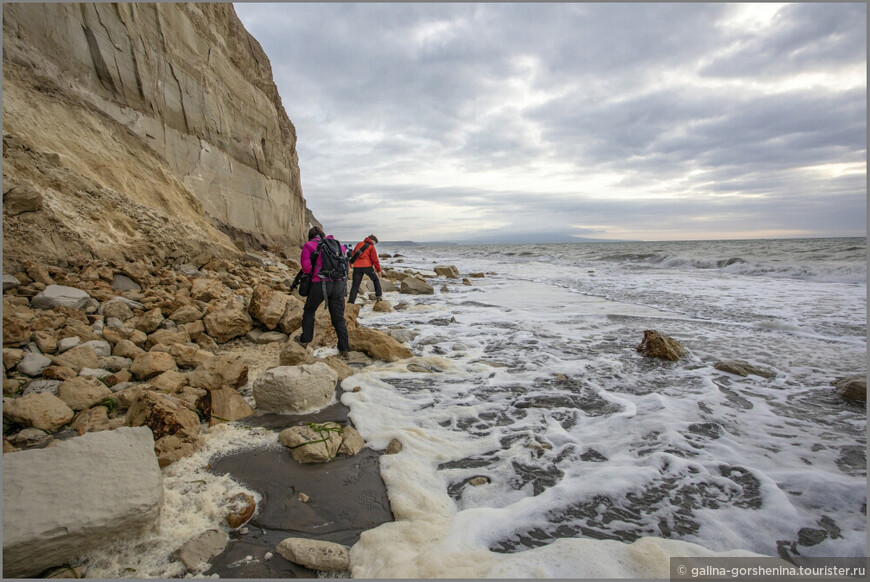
[1,250,440,577]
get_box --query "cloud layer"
[236,2,866,242]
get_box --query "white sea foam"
[347,238,865,575]
[75,424,281,578]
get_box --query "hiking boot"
[293,335,310,346]
[338,351,351,361]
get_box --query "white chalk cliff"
[2,2,310,265]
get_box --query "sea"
[78,237,866,578]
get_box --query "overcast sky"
[234,2,866,243]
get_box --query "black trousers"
[348,266,382,303]
[300,279,351,352]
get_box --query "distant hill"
[382,233,630,246]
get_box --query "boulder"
[434,265,460,278]
[7,427,52,449]
[278,422,344,463]
[21,379,62,397]
[25,263,54,285]
[372,300,393,313]
[100,300,134,322]
[190,278,229,303]
[56,336,82,353]
[349,327,413,362]
[833,376,866,402]
[30,285,92,311]
[3,313,31,346]
[174,529,227,572]
[252,363,338,414]
[169,305,203,324]
[130,351,178,380]
[42,366,76,381]
[3,274,22,291]
[2,393,74,432]
[79,367,112,381]
[249,330,287,344]
[321,356,355,381]
[339,425,366,456]
[203,299,253,343]
[52,345,99,372]
[188,355,248,390]
[249,284,290,330]
[208,386,255,425]
[170,344,213,369]
[400,277,434,295]
[278,340,315,366]
[635,330,687,362]
[277,296,305,334]
[714,360,776,378]
[3,348,26,371]
[70,406,121,435]
[276,538,349,571]
[17,352,53,377]
[33,330,59,354]
[111,274,142,292]
[386,439,403,455]
[148,370,189,394]
[179,319,207,340]
[104,369,133,388]
[113,339,145,359]
[81,339,112,358]
[153,432,201,467]
[2,427,163,578]
[136,308,165,333]
[57,376,113,411]
[126,391,201,441]
[224,492,256,529]
[145,329,191,350]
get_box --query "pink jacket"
[301,236,347,282]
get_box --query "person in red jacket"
[348,234,383,304]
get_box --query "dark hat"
[368,234,379,243]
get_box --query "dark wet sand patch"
[205,396,393,578]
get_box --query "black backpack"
[316,237,349,281]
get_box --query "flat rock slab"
[2,427,162,577]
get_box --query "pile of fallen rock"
[2,252,473,577]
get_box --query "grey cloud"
[236,2,866,242]
[702,3,867,78]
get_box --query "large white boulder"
[2,427,163,577]
[30,285,93,310]
[252,363,338,414]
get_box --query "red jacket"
[351,238,380,271]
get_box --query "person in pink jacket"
[297,226,350,354]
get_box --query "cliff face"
[2,2,309,268]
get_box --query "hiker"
[296,226,351,354]
[348,234,383,304]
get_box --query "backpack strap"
[349,241,371,265]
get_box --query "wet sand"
[205,393,394,578]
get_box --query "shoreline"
[2,248,427,577]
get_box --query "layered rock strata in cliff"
[3,2,309,266]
